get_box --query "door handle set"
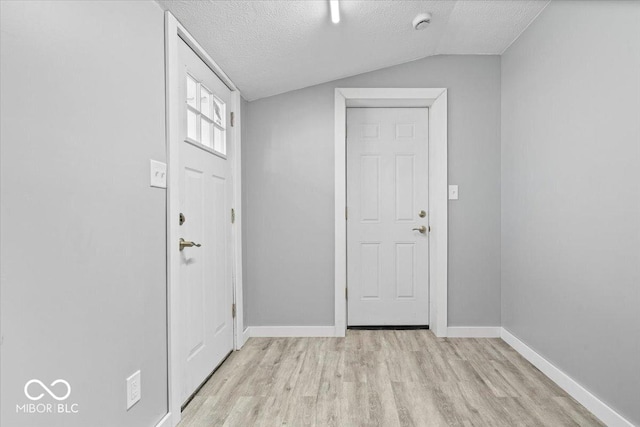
[412,226,428,234]
[179,238,202,251]
[413,210,429,234]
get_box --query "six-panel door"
[347,108,429,326]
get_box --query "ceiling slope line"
[500,0,551,55]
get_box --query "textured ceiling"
[157,0,549,100]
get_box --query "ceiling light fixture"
[330,0,340,24]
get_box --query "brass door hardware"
[179,238,201,251]
[179,213,185,225]
[412,226,427,234]
[419,210,426,218]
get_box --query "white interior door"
[178,38,233,403]
[347,108,429,326]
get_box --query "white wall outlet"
[126,370,141,410]
[149,160,167,188]
[448,185,459,200]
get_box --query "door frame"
[334,88,448,338]
[163,12,244,427]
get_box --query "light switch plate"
[126,370,141,410]
[150,160,167,188]
[448,185,459,200]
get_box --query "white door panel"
[347,108,429,326]
[178,38,233,403]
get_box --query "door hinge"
[345,287,348,300]
[345,207,348,220]
[232,303,236,318]
[231,208,235,224]
[230,112,235,127]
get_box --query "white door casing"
[347,108,429,326]
[177,38,233,403]
[334,88,447,339]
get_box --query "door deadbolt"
[419,210,426,218]
[179,213,185,225]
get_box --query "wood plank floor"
[179,330,603,427]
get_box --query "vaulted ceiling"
[157,0,549,100]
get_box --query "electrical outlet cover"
[126,370,141,410]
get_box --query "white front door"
[178,38,233,402]
[347,108,429,326]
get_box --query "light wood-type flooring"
[179,330,603,426]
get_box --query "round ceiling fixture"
[413,13,432,30]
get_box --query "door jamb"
[334,88,448,338]
[164,12,244,427]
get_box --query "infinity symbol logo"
[24,379,71,401]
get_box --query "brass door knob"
[179,238,202,251]
[412,226,427,234]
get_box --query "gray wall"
[243,56,502,327]
[1,2,168,426]
[501,1,640,425]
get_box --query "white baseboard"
[501,328,633,427]
[247,326,337,337]
[154,412,173,427]
[447,326,502,338]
